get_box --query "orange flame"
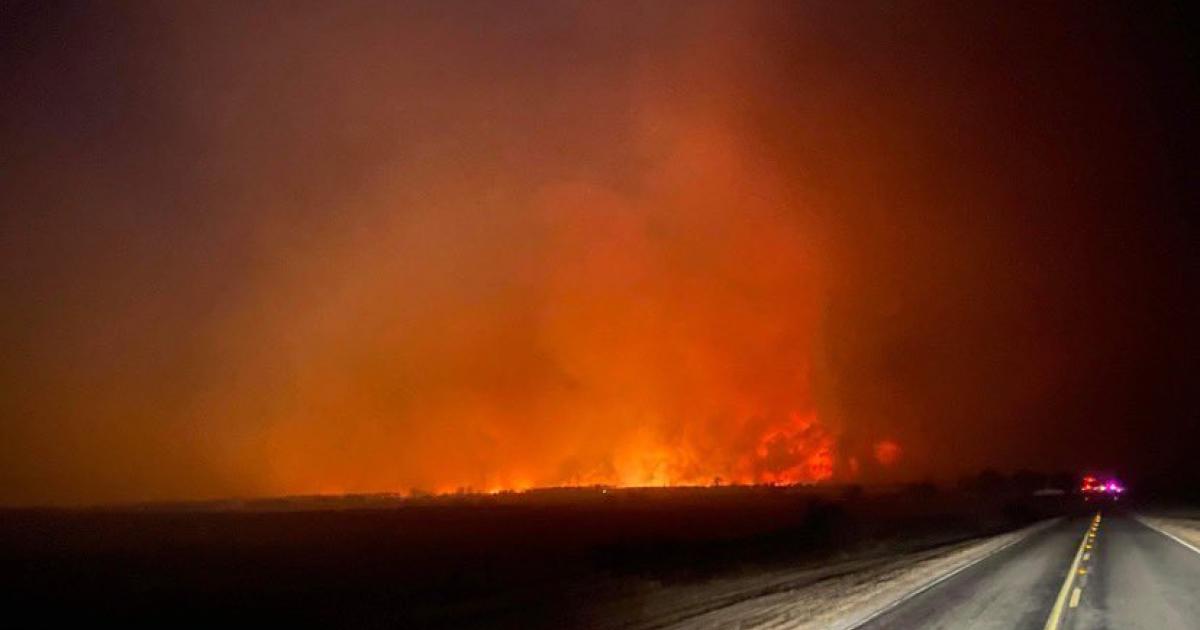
[183,20,841,501]
[749,412,834,484]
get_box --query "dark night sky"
[1,1,1196,505]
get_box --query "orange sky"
[196,8,843,496]
[2,2,1195,504]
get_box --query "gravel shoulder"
[1137,514,1200,549]
[590,518,1059,630]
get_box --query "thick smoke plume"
[2,3,846,502]
[203,6,837,496]
[5,2,1191,504]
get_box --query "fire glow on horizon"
[5,2,913,504]
[243,96,855,495]
[19,0,1191,505]
[175,6,894,500]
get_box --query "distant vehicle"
[1080,475,1124,501]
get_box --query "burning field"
[209,66,844,496]
[4,2,912,504]
[3,0,1194,517]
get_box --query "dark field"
[0,486,1076,628]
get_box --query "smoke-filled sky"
[2,1,1196,505]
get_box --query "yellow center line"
[1044,513,1099,630]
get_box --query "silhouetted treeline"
[956,469,1077,496]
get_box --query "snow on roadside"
[661,518,1058,630]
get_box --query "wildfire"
[173,16,849,501]
[749,412,835,484]
[600,411,836,488]
[423,412,837,494]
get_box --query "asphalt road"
[857,511,1200,630]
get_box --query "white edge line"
[840,518,1061,630]
[1134,514,1200,556]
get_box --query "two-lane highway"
[1063,514,1200,629]
[857,511,1200,629]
